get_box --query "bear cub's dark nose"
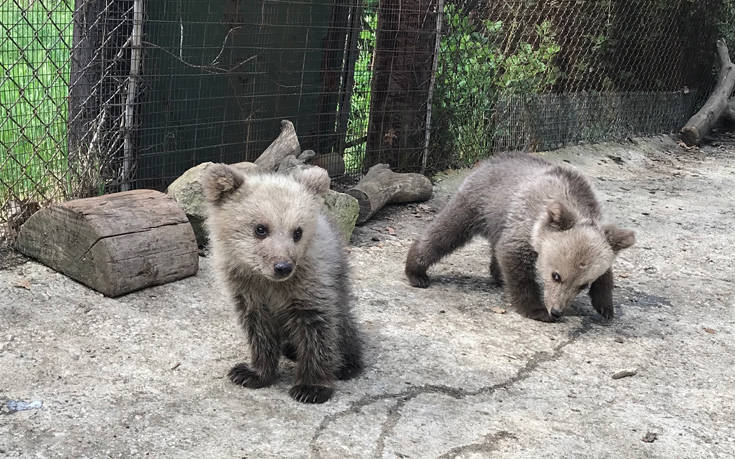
[274,262,293,277]
[550,308,563,319]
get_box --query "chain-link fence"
[425,0,722,170]
[0,0,731,244]
[1,0,135,242]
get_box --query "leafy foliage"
[343,10,377,173]
[0,1,73,203]
[430,4,561,166]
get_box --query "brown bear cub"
[405,152,635,322]
[203,164,362,403]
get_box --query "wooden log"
[254,120,301,172]
[276,150,316,174]
[15,190,198,297]
[681,39,735,146]
[346,163,432,224]
[311,151,346,177]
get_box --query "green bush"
[430,5,561,167]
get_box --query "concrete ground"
[1,134,734,458]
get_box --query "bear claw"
[228,363,273,389]
[289,384,333,404]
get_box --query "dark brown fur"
[406,153,635,321]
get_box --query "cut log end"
[345,189,373,224]
[680,126,700,147]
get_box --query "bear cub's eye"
[552,272,562,283]
[293,227,303,242]
[254,224,269,239]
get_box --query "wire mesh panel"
[134,0,364,189]
[0,0,730,245]
[426,0,722,169]
[0,0,138,242]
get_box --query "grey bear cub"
[405,152,635,322]
[203,164,362,404]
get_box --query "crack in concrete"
[436,430,517,458]
[372,398,409,457]
[309,320,594,458]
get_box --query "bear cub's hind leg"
[405,194,478,288]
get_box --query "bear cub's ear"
[545,201,576,231]
[201,163,245,204]
[292,166,330,196]
[603,224,636,253]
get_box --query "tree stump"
[681,39,735,146]
[346,163,433,224]
[15,190,198,297]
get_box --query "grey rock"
[166,161,215,247]
[312,151,346,177]
[323,189,360,242]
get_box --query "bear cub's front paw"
[289,384,334,404]
[405,267,431,288]
[593,301,614,321]
[525,308,557,322]
[228,363,273,388]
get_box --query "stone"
[166,161,215,247]
[312,151,346,177]
[323,190,360,242]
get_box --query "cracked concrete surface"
[1,135,734,458]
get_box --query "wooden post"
[421,0,444,174]
[68,0,106,198]
[121,0,144,191]
[335,2,363,157]
[364,0,440,172]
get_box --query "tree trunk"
[68,0,105,198]
[313,1,352,154]
[335,3,363,157]
[364,0,439,172]
[681,39,735,146]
